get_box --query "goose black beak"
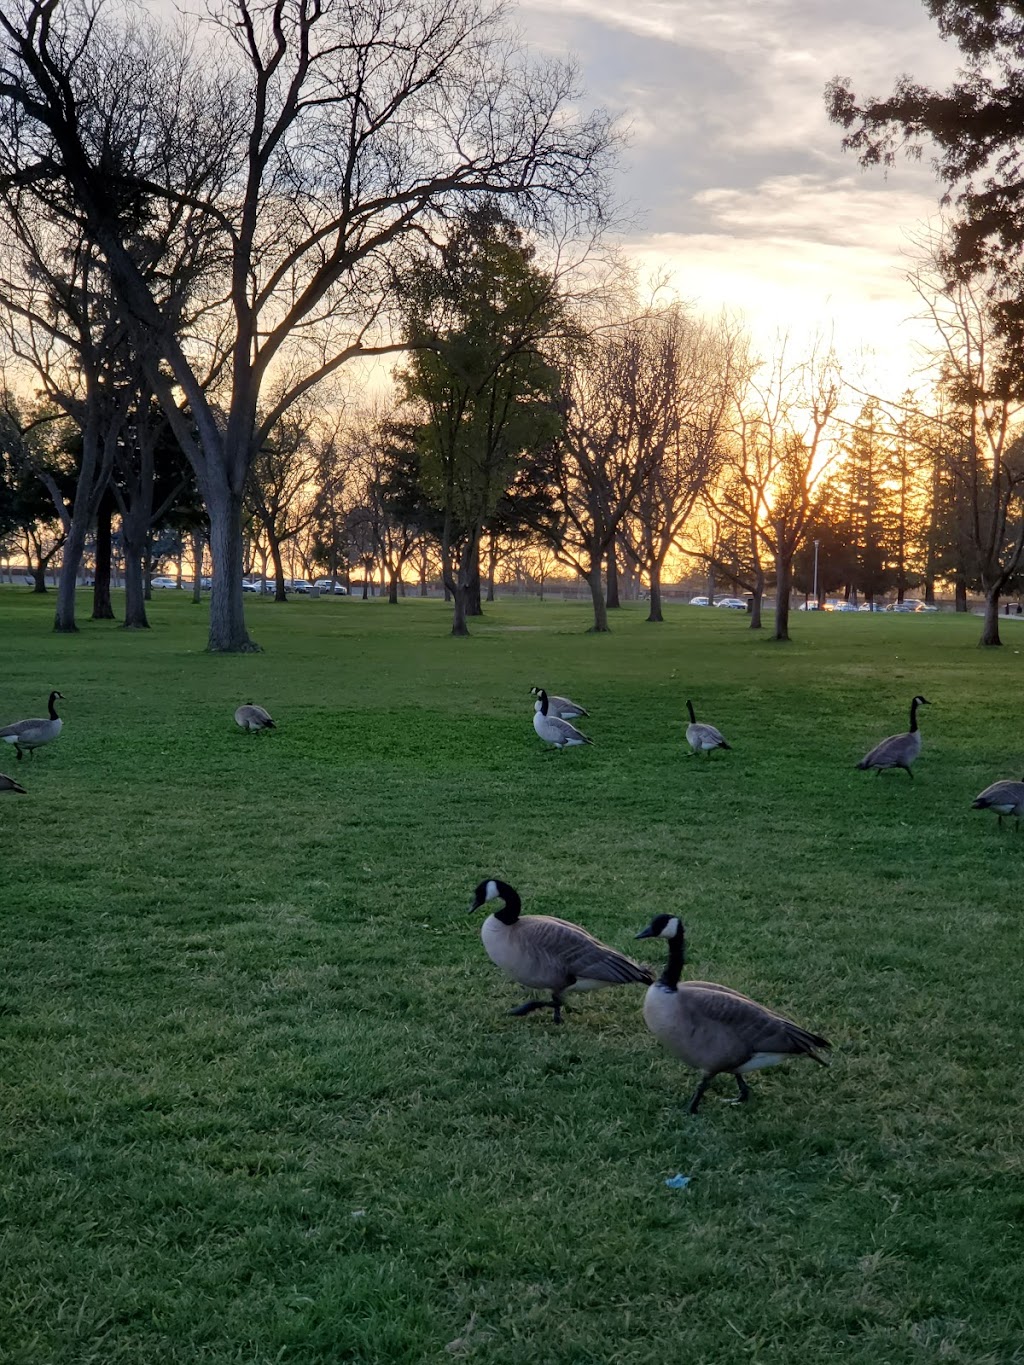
[468,898,484,915]
[635,925,655,939]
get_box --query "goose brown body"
[972,777,1024,828]
[857,695,930,776]
[636,915,830,1114]
[235,703,275,732]
[684,699,731,755]
[470,879,651,1023]
[0,691,64,760]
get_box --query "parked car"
[914,602,938,612]
[151,576,178,589]
[798,601,822,610]
[715,596,747,610]
[859,602,886,612]
[314,579,349,595]
[242,579,264,593]
[289,579,313,594]
[688,595,710,606]
[834,602,860,612]
[890,601,919,613]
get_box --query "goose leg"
[551,995,565,1025]
[686,1074,715,1115]
[732,1074,751,1104]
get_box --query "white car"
[834,602,860,612]
[688,595,710,606]
[151,576,178,589]
[715,596,747,610]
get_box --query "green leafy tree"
[399,205,565,636]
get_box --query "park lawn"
[0,588,1022,1365]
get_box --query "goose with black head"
[635,914,830,1115]
[469,879,651,1023]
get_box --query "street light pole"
[813,539,821,604]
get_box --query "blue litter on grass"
[665,1174,691,1189]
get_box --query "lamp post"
[813,539,821,605]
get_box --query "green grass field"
[1,589,1022,1365]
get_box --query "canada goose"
[971,777,1024,829]
[0,773,27,794]
[635,914,830,1114]
[234,703,275,733]
[532,688,592,749]
[684,699,731,756]
[469,879,652,1023]
[530,686,588,720]
[856,694,931,777]
[0,691,64,760]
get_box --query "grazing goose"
[234,703,275,733]
[532,688,592,749]
[635,914,830,1115]
[530,686,588,720]
[469,878,652,1023]
[0,773,27,794]
[972,777,1024,829]
[856,694,931,778]
[0,691,64,760]
[684,699,731,756]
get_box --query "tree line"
[1,0,1024,648]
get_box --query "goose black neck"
[493,883,522,925]
[537,691,549,717]
[659,930,685,990]
[48,692,59,719]
[909,698,920,733]
[685,700,696,724]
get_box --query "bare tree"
[718,345,842,641]
[621,309,742,622]
[0,0,614,650]
[549,306,699,631]
[245,409,324,602]
[909,261,1024,646]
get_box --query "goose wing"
[0,718,46,738]
[550,694,589,718]
[688,721,730,749]
[524,916,652,984]
[537,714,592,745]
[857,732,911,768]
[682,982,830,1062]
[973,780,1024,809]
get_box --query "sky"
[514,0,963,396]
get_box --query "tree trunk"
[979,587,1002,646]
[467,547,482,616]
[92,490,115,620]
[587,561,610,632]
[750,566,765,630]
[191,530,204,604]
[955,576,968,613]
[419,558,428,597]
[606,545,620,608]
[269,535,288,602]
[207,488,258,652]
[388,571,399,605]
[647,561,663,623]
[773,554,792,642]
[450,526,481,636]
[122,522,150,629]
[705,564,716,606]
[54,517,88,632]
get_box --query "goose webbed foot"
[508,1000,552,1017]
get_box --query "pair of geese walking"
[468,878,829,1116]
